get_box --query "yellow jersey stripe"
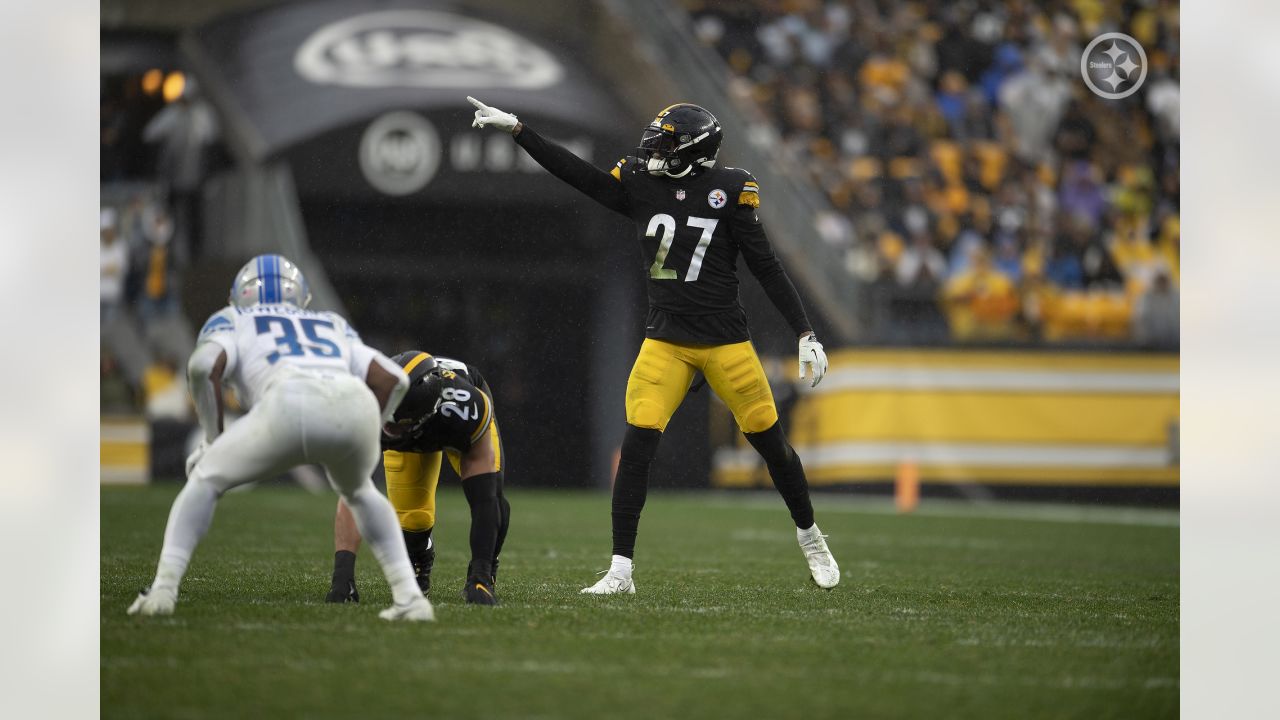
[470,391,493,445]
[401,352,433,376]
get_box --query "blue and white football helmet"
[229,254,312,309]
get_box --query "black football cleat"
[462,575,499,606]
[325,577,359,604]
[410,545,435,595]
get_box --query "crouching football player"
[129,255,433,621]
[326,352,511,606]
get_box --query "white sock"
[152,476,221,592]
[610,555,633,575]
[797,523,821,540]
[344,485,422,605]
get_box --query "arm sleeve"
[513,123,630,217]
[352,339,409,423]
[369,351,410,423]
[189,309,239,442]
[732,188,814,337]
[187,341,227,443]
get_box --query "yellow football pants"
[383,420,503,532]
[625,338,778,433]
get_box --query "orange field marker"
[895,460,920,513]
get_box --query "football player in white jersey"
[128,254,435,622]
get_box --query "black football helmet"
[637,103,723,178]
[386,350,442,438]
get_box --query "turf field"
[101,486,1178,719]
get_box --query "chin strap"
[646,156,696,178]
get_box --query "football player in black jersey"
[469,96,839,593]
[325,351,511,606]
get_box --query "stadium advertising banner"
[182,0,627,201]
[714,350,1179,489]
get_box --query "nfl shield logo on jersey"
[675,189,686,201]
[707,189,727,209]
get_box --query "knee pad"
[738,400,779,434]
[627,398,667,430]
[399,508,435,532]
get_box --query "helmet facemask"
[637,105,722,178]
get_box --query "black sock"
[745,420,815,529]
[462,472,501,580]
[611,425,662,559]
[402,528,433,559]
[493,483,511,572]
[332,550,356,583]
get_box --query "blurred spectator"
[896,230,947,288]
[143,77,219,252]
[998,49,1071,164]
[135,202,196,376]
[1054,101,1097,161]
[942,248,1020,342]
[1133,267,1179,348]
[101,205,150,397]
[100,208,128,324]
[1058,161,1107,229]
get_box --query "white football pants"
[148,369,421,605]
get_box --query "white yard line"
[698,491,1179,527]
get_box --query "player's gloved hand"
[798,332,828,388]
[467,96,518,133]
[185,440,209,477]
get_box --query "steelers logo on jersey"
[707,188,727,209]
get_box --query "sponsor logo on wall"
[295,9,564,89]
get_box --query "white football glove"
[185,440,208,478]
[467,96,518,133]
[798,333,828,388]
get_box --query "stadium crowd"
[101,71,215,416]
[684,0,1179,347]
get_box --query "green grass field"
[102,486,1178,719]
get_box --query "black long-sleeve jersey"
[514,124,812,345]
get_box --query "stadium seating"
[683,0,1179,347]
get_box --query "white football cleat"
[127,586,177,616]
[379,595,436,622]
[798,524,840,589]
[581,569,636,595]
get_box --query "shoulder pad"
[728,168,760,208]
[198,308,235,339]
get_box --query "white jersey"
[195,304,379,407]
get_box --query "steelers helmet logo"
[707,189,727,209]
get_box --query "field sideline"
[102,486,1178,718]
